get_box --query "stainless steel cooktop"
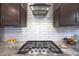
[17,41,63,55]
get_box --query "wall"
[1,4,79,42]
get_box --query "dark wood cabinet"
[53,3,78,27]
[0,3,27,27]
[60,4,78,26]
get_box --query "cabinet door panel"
[1,3,20,26]
[60,3,77,26]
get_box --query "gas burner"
[17,41,63,54]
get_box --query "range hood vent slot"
[30,4,51,16]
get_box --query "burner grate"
[17,41,63,54]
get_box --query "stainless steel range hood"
[30,4,51,16]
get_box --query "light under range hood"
[30,4,51,16]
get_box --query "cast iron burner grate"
[17,41,63,54]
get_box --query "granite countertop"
[0,41,79,56]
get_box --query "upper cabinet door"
[59,3,78,26]
[1,3,21,26]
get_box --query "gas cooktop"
[17,41,63,55]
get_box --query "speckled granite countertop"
[0,41,79,56]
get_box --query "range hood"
[30,4,51,16]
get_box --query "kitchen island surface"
[0,41,79,56]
